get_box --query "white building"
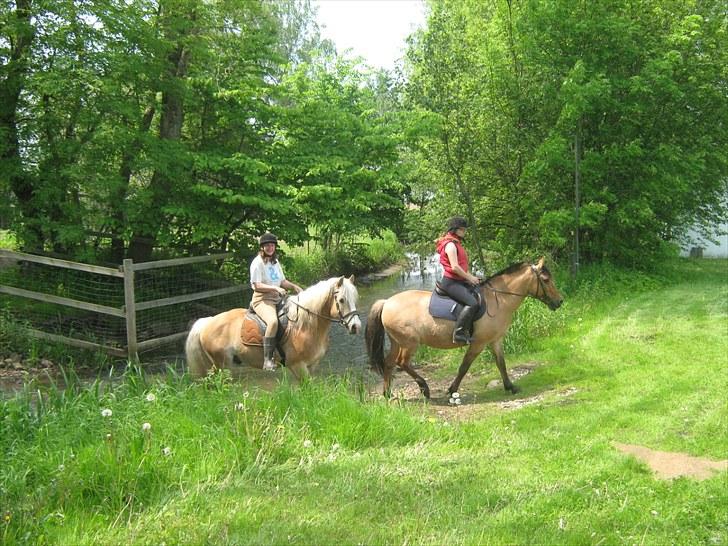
[680,221,728,258]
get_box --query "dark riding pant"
[439,277,478,307]
[440,277,478,344]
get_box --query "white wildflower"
[101,408,112,418]
[303,439,313,449]
[57,464,65,472]
[448,397,456,406]
[331,443,340,452]
[243,391,250,398]
[234,402,245,411]
[451,392,460,399]
[145,393,156,402]
[454,398,462,405]
[162,447,172,457]
[142,422,152,432]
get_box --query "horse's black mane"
[485,261,549,281]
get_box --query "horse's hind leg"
[397,347,430,399]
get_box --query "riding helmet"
[259,232,278,246]
[447,216,468,232]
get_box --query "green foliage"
[284,231,404,285]
[406,0,728,267]
[1,0,406,263]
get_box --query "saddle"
[428,281,486,323]
[240,301,289,362]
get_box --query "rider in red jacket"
[436,216,482,343]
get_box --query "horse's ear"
[348,274,356,285]
[336,276,344,287]
[535,257,545,270]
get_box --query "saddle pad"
[428,292,487,322]
[241,306,289,348]
[428,292,460,321]
[241,313,265,346]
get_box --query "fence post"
[123,259,138,361]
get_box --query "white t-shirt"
[249,255,285,289]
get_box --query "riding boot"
[262,337,277,371]
[453,305,476,344]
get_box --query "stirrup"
[452,329,472,344]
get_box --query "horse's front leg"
[491,339,519,394]
[447,343,485,396]
[287,362,311,384]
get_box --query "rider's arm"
[253,282,287,296]
[281,279,303,294]
[445,242,480,285]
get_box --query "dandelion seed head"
[101,408,112,418]
[142,422,152,432]
[162,447,172,457]
[145,393,156,402]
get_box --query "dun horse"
[366,259,563,398]
[186,276,360,379]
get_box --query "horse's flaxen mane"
[292,276,358,313]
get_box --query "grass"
[1,258,727,545]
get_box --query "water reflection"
[319,253,441,374]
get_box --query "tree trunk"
[1,0,41,250]
[128,42,190,262]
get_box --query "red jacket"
[437,234,469,280]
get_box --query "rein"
[288,289,359,327]
[482,265,546,315]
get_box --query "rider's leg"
[440,278,478,344]
[453,305,476,344]
[252,301,279,371]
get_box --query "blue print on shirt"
[267,265,281,282]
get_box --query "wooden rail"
[0,250,240,361]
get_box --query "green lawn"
[1,259,726,545]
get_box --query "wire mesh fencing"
[0,250,249,360]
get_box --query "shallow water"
[318,253,441,375]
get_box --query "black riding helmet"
[259,232,278,246]
[447,216,468,232]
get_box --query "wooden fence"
[0,250,244,360]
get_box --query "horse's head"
[530,257,563,310]
[331,275,362,334]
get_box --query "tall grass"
[1,257,725,545]
[0,369,440,545]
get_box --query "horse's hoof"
[507,384,520,394]
[422,388,430,399]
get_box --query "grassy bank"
[1,258,726,545]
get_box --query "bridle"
[288,286,360,327]
[482,265,548,309]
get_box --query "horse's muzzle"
[347,316,362,335]
[549,299,563,311]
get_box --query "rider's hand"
[277,287,287,296]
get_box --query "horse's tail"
[365,299,387,376]
[185,317,214,378]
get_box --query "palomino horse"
[366,258,563,398]
[185,276,361,379]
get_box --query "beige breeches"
[251,300,278,338]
